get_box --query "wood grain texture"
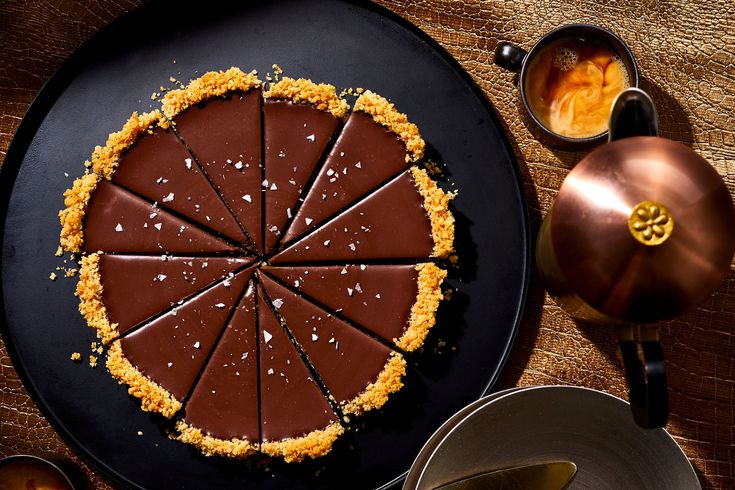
[1,1,733,488]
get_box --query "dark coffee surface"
[173,91,264,252]
[263,264,419,344]
[119,268,252,400]
[272,170,433,263]
[283,111,409,243]
[111,126,247,243]
[264,99,339,252]
[83,180,239,254]
[257,287,337,442]
[100,255,251,335]
[183,283,259,441]
[260,274,392,404]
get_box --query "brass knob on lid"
[546,136,735,323]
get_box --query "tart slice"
[257,286,343,462]
[106,266,253,418]
[77,254,252,343]
[164,68,264,252]
[176,282,259,458]
[282,91,424,244]
[260,274,406,415]
[262,263,446,352]
[91,111,248,245]
[262,78,347,252]
[271,167,454,263]
[59,175,239,254]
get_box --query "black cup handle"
[494,42,527,72]
[617,326,668,428]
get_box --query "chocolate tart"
[60,67,454,462]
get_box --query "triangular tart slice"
[282,91,424,243]
[59,175,239,254]
[165,69,264,252]
[77,253,252,343]
[262,78,346,252]
[106,266,253,418]
[257,286,343,462]
[91,111,248,245]
[262,263,446,352]
[260,274,406,415]
[176,282,259,458]
[271,167,454,263]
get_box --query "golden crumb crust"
[410,166,455,258]
[106,341,182,418]
[58,172,100,253]
[260,422,344,463]
[175,421,257,458]
[396,263,448,352]
[342,352,406,415]
[162,67,262,118]
[92,111,163,179]
[354,91,425,161]
[76,253,118,344]
[264,77,349,118]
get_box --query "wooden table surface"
[1,1,733,488]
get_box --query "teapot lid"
[550,136,735,322]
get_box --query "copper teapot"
[536,88,735,427]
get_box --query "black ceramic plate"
[0,1,529,489]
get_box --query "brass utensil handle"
[618,329,668,428]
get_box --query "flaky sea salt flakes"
[214,303,226,308]
[193,341,201,349]
[271,298,284,310]
[157,274,167,282]
[340,267,347,275]
[355,282,363,293]
[185,158,192,169]
[268,368,275,375]
[241,352,248,360]
[328,337,335,344]
[167,362,173,368]
[326,168,334,176]
[376,293,381,299]
[154,223,163,230]
[360,264,367,270]
[355,161,362,168]
[306,134,315,142]
[263,330,273,343]
[348,243,356,251]
[289,179,297,186]
[347,288,354,296]
[323,240,331,247]
[162,192,175,203]
[115,223,123,232]
[305,217,313,225]
[287,208,292,218]
[294,280,300,287]
[312,333,319,341]
[270,183,278,191]
[242,194,252,203]
[262,179,269,187]
[234,161,243,170]
[149,212,158,219]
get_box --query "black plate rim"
[0,1,530,489]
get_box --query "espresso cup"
[495,24,639,150]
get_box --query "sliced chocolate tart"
[59,174,239,254]
[176,282,259,458]
[257,286,343,462]
[260,274,406,415]
[271,167,454,263]
[106,266,253,418]
[261,263,446,351]
[262,78,347,252]
[282,90,425,244]
[163,68,264,252]
[91,111,248,245]
[76,254,252,343]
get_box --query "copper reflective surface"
[549,136,735,322]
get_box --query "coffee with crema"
[525,38,630,138]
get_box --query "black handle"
[494,42,527,72]
[618,332,668,428]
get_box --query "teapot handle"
[608,88,659,141]
[617,325,668,428]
